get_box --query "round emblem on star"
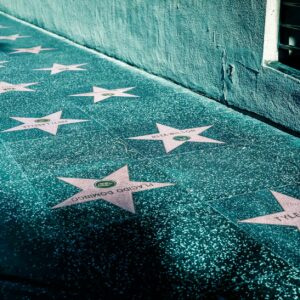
[35,118,50,123]
[173,135,191,141]
[94,180,117,188]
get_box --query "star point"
[10,45,54,54]
[0,61,8,68]
[70,86,138,103]
[128,123,224,153]
[239,191,300,231]
[52,165,174,213]
[0,81,38,94]
[0,34,29,41]
[2,110,88,135]
[34,63,87,75]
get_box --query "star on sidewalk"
[34,63,87,75]
[0,61,8,68]
[128,123,224,153]
[70,86,138,103]
[10,45,54,54]
[0,81,38,94]
[2,111,88,135]
[52,165,174,213]
[239,191,300,231]
[0,34,29,41]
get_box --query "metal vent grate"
[279,0,300,70]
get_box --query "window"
[279,1,300,70]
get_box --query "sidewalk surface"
[0,14,299,299]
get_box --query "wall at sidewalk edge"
[0,0,299,132]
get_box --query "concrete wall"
[0,0,299,132]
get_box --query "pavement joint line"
[1,140,43,201]
[206,201,300,271]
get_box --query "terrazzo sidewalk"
[0,13,299,300]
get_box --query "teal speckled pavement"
[0,13,299,300]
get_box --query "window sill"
[264,61,300,81]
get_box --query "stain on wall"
[0,0,299,132]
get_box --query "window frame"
[263,0,300,80]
